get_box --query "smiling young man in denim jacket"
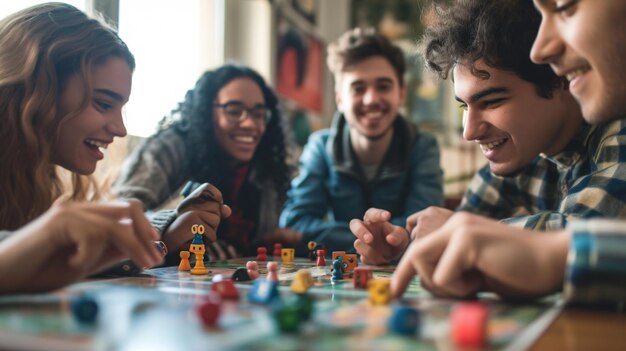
[279,28,444,254]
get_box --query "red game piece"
[210,279,239,300]
[316,249,326,266]
[451,302,488,348]
[273,243,283,258]
[197,292,221,329]
[246,261,260,280]
[267,261,279,282]
[257,247,268,261]
[353,266,373,289]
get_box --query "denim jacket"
[280,113,444,254]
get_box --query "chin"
[489,163,524,177]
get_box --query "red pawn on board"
[273,243,282,258]
[257,247,268,261]
[316,249,326,266]
[197,292,222,329]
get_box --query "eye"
[482,98,506,108]
[458,103,468,111]
[251,108,268,121]
[554,0,577,14]
[223,105,244,117]
[376,82,393,93]
[351,85,366,95]
[94,99,112,111]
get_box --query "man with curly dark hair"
[114,64,299,262]
[280,27,444,254]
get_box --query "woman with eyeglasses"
[113,64,299,262]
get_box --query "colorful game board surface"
[0,258,563,351]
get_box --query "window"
[118,0,223,137]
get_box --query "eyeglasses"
[213,101,271,124]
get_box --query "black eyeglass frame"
[213,101,272,124]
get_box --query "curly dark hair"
[419,0,565,98]
[327,27,406,88]
[158,64,294,201]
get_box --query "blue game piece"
[388,304,420,336]
[70,294,99,324]
[248,279,279,304]
[331,256,344,282]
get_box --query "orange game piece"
[178,251,191,271]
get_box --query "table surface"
[532,308,626,350]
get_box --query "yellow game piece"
[178,251,191,271]
[290,269,314,294]
[281,248,295,263]
[189,224,209,275]
[368,279,391,305]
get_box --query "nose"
[530,17,562,65]
[462,108,488,141]
[237,111,258,128]
[362,86,381,105]
[108,109,127,137]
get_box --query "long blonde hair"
[0,3,135,230]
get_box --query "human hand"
[392,212,570,300]
[0,200,164,293]
[350,208,410,265]
[405,206,454,240]
[163,183,231,253]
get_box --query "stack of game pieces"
[189,224,209,275]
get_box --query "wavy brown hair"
[0,3,135,230]
[419,0,565,98]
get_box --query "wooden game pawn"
[178,251,191,271]
[190,244,209,275]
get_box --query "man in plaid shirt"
[351,0,626,265]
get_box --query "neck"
[349,127,394,166]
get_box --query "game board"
[0,257,563,351]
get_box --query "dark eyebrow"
[218,100,266,108]
[94,88,125,102]
[455,87,510,103]
[350,77,394,87]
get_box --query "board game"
[0,257,563,351]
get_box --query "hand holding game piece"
[246,261,260,280]
[405,206,454,240]
[391,212,569,299]
[0,200,163,294]
[267,261,279,282]
[162,183,232,254]
[350,208,410,265]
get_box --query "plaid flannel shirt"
[457,119,626,231]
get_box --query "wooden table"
[532,308,626,350]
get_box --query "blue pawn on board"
[248,279,280,305]
[388,304,420,336]
[331,256,343,282]
[70,294,99,324]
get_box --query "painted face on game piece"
[453,60,581,176]
[335,56,406,141]
[531,0,626,124]
[213,77,267,164]
[52,57,131,175]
